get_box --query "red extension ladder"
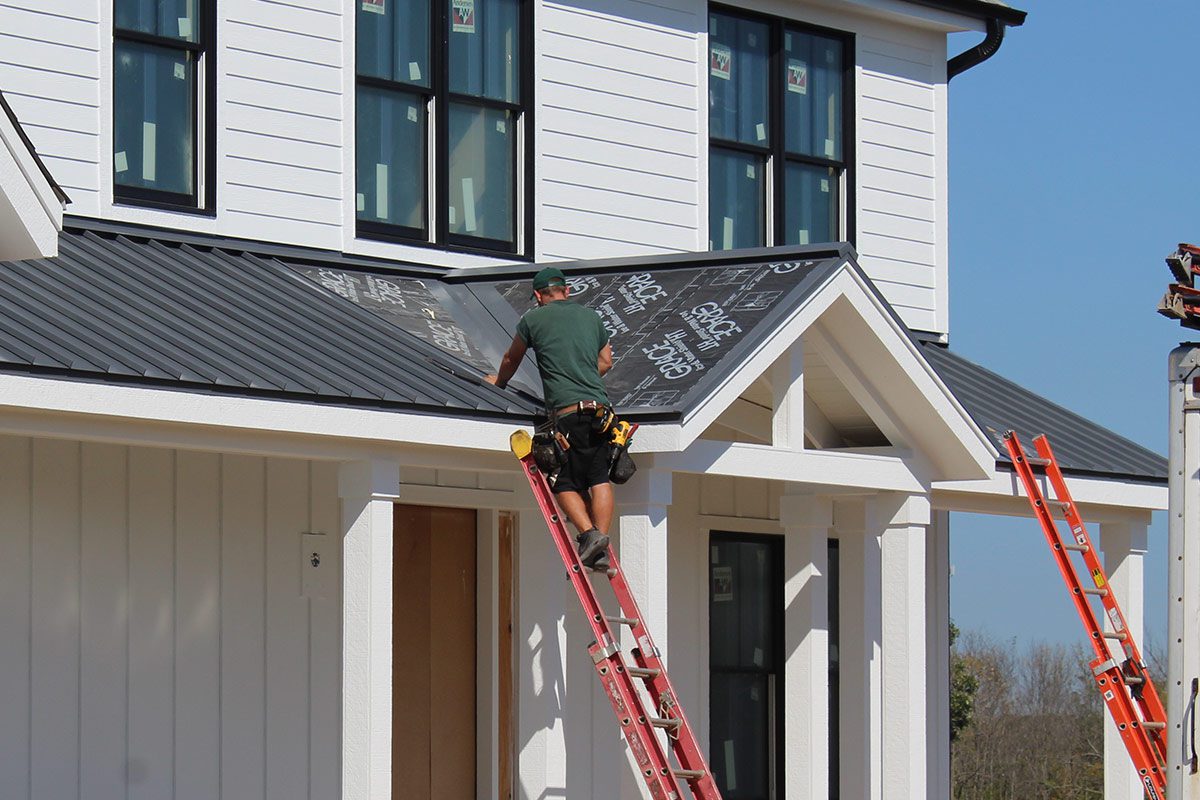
[510,429,722,800]
[1004,431,1167,799]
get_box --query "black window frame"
[356,0,535,258]
[112,1,217,214]
[708,4,855,249]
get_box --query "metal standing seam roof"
[0,225,538,418]
[0,220,1164,482]
[920,342,1167,482]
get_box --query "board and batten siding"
[0,436,341,800]
[855,29,948,335]
[536,0,705,261]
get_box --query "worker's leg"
[588,482,614,534]
[555,489,596,533]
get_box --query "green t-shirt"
[516,300,610,410]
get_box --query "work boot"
[588,550,611,573]
[576,528,609,566]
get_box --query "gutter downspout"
[947,17,1005,81]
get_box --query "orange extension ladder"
[1003,431,1168,799]
[510,429,722,800]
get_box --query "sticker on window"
[177,17,192,38]
[820,178,829,193]
[408,61,421,81]
[452,0,475,33]
[173,62,186,80]
[407,105,418,123]
[710,43,732,80]
[745,163,755,180]
[496,119,507,134]
[787,59,808,94]
[356,193,365,212]
[114,151,129,173]
[824,138,835,157]
[362,0,385,14]
[755,122,766,141]
[712,566,733,601]
[142,121,157,182]
[375,163,388,219]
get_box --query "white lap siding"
[0,436,341,800]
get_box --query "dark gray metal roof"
[0,88,69,205]
[921,342,1166,482]
[0,222,537,418]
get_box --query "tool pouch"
[609,446,637,484]
[532,426,567,476]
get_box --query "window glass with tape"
[708,148,764,251]
[708,11,769,147]
[448,104,514,243]
[357,0,431,88]
[784,162,838,246]
[115,0,200,42]
[357,88,427,230]
[449,0,521,103]
[783,29,842,160]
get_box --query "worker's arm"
[485,335,528,388]
[597,343,613,376]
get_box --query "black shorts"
[551,412,612,495]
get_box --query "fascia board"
[0,106,63,234]
[674,262,994,480]
[0,126,60,260]
[0,372,524,453]
[829,267,997,477]
[933,469,1167,515]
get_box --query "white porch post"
[879,493,931,800]
[780,491,832,800]
[835,499,883,800]
[616,467,673,800]
[926,510,952,799]
[339,458,399,800]
[1102,519,1150,800]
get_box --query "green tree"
[950,620,979,742]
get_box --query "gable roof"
[0,219,1160,481]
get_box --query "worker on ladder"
[486,266,616,571]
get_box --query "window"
[357,0,531,255]
[113,0,214,210]
[708,8,849,250]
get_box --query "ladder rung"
[672,769,705,780]
[607,615,638,627]
[1144,721,1167,731]
[649,717,682,729]
[1025,456,1051,466]
[628,666,661,679]
[1082,587,1109,597]
[1124,676,1145,685]
[1102,631,1129,641]
[1061,542,1089,553]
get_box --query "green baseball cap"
[531,266,566,296]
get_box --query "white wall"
[0,0,962,329]
[0,435,341,800]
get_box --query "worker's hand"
[484,374,500,386]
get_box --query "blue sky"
[946,0,1200,650]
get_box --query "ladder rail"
[516,454,685,800]
[512,429,723,800]
[1033,435,1169,762]
[1003,431,1167,799]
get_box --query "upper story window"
[708,8,849,250]
[357,0,531,255]
[113,0,215,211]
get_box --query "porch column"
[780,491,832,800]
[835,499,883,800]
[339,458,399,800]
[879,493,931,800]
[615,467,673,800]
[1101,519,1150,800]
[926,510,952,799]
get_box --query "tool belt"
[535,403,639,484]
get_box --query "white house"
[0,1,1168,799]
